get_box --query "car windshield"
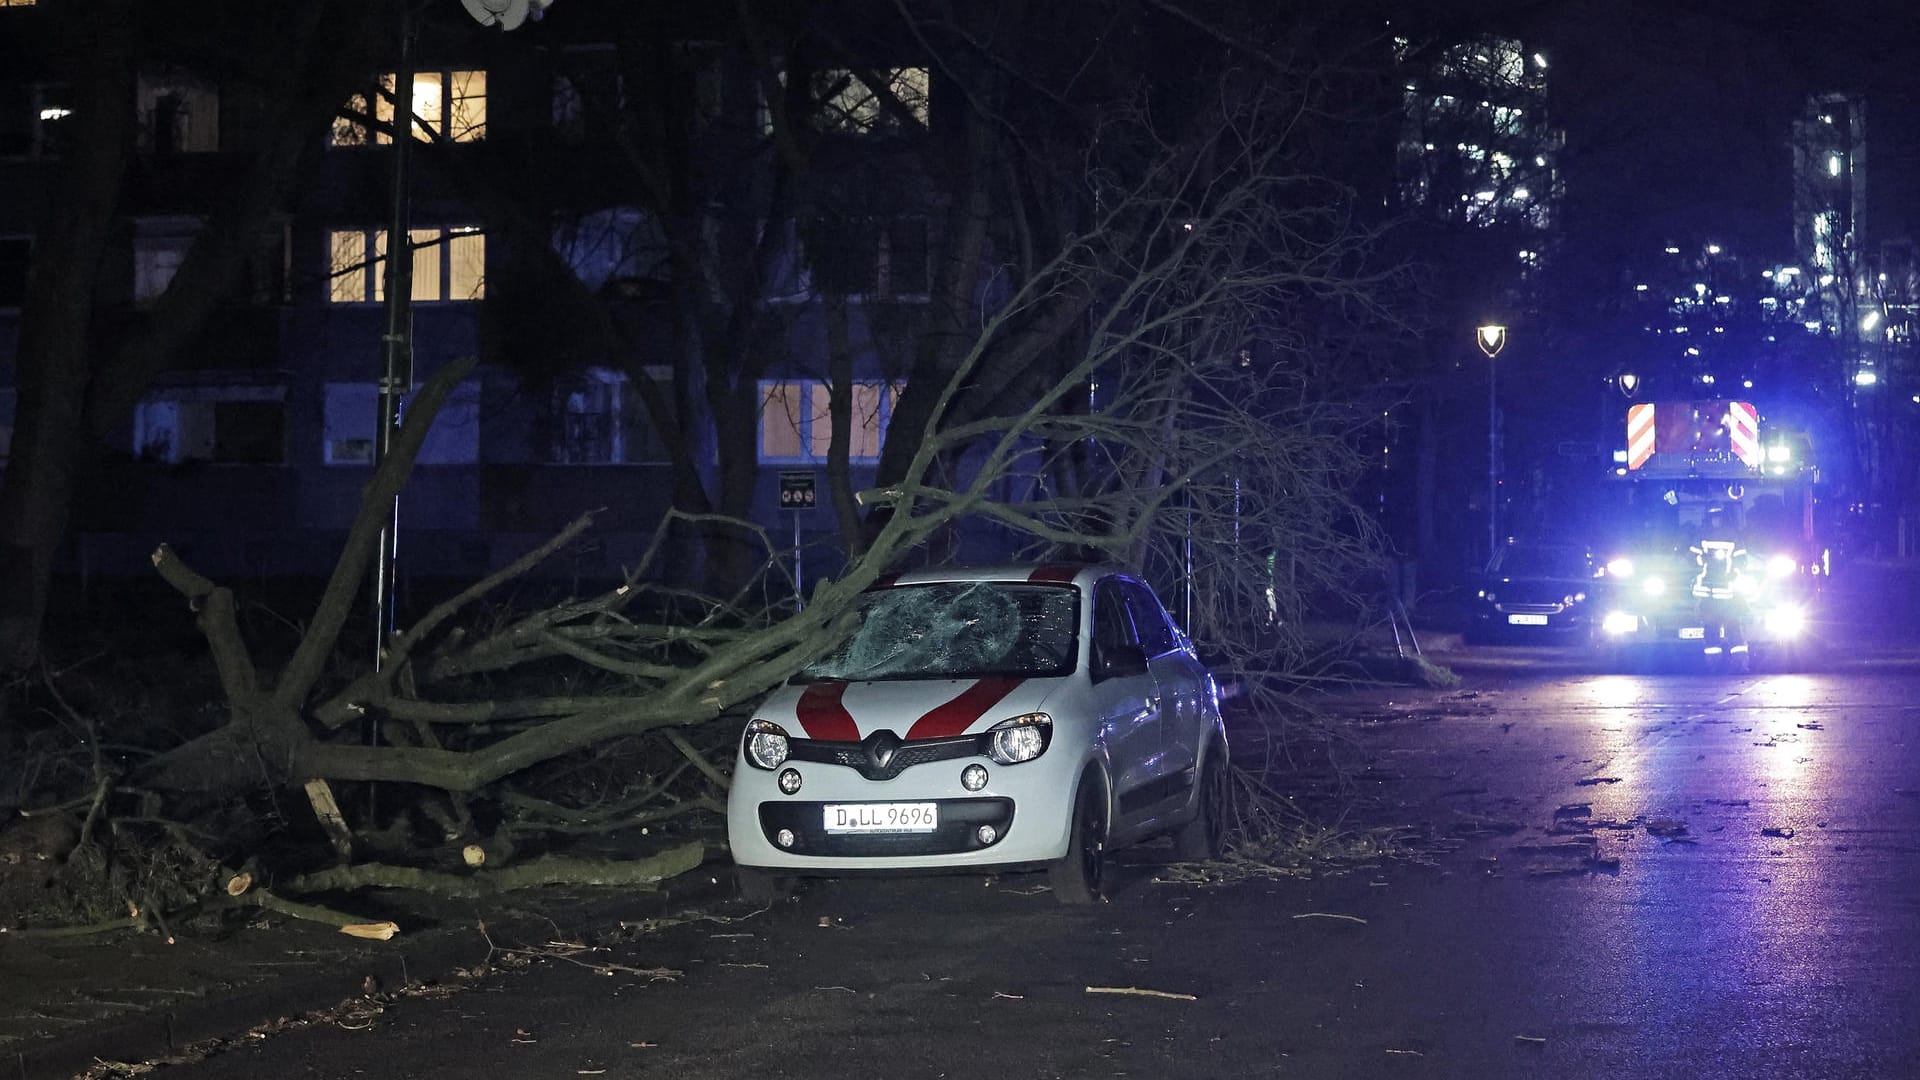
[1494,546,1590,578]
[798,582,1080,682]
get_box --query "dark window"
[213,401,285,464]
[1120,580,1176,656]
[0,238,29,306]
[1093,580,1139,664]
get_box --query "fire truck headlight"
[1764,604,1807,639]
[1602,611,1641,636]
[1643,576,1667,597]
[1733,574,1760,596]
[1766,554,1797,578]
[1605,557,1635,578]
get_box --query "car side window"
[1120,580,1176,656]
[1092,581,1139,665]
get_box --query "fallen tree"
[8,30,1410,931]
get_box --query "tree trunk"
[0,0,136,672]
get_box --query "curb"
[12,863,738,1080]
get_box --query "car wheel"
[1170,749,1229,862]
[735,867,793,905]
[1048,774,1108,905]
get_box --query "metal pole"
[1488,356,1498,560]
[792,511,803,612]
[373,10,414,669]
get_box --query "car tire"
[1170,748,1229,862]
[735,867,793,905]
[1048,774,1108,905]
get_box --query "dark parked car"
[1467,540,1602,643]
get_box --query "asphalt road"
[156,659,1920,1080]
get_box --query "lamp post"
[1477,324,1507,560]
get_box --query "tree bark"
[0,0,136,672]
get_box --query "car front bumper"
[726,747,1083,873]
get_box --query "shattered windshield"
[798,582,1080,682]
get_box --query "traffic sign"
[779,471,817,510]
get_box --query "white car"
[725,563,1229,904]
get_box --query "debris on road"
[1085,986,1198,1001]
[1291,912,1368,925]
[1646,819,1688,837]
[1575,777,1622,786]
[1514,1035,1548,1046]
[1762,826,1796,839]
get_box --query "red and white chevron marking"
[1728,401,1761,466]
[1626,403,1656,470]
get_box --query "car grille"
[1497,602,1566,615]
[757,798,1016,857]
[788,731,982,781]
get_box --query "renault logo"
[864,730,901,770]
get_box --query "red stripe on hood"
[794,681,859,741]
[905,676,1027,739]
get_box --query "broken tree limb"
[273,356,476,715]
[281,839,705,899]
[303,778,355,861]
[311,510,603,731]
[1084,986,1198,1001]
[151,546,259,704]
[663,730,732,793]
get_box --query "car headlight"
[743,719,791,770]
[1764,604,1807,639]
[1643,576,1666,596]
[1733,574,1760,596]
[987,713,1052,765]
[1606,557,1635,578]
[1602,610,1640,635]
[1766,554,1797,578]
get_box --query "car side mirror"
[1096,643,1148,681]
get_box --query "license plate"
[824,803,939,833]
[1507,613,1549,626]
[1679,627,1706,639]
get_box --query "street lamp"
[1477,324,1507,560]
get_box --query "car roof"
[873,562,1123,590]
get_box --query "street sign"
[779,471,817,510]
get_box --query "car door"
[1089,577,1164,833]
[1121,578,1204,802]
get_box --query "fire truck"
[1588,399,1828,669]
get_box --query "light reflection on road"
[1540,670,1884,1070]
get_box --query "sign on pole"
[779,471,818,510]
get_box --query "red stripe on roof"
[794,681,859,741]
[868,573,902,591]
[905,676,1026,739]
[1027,564,1080,584]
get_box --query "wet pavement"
[134,661,1920,1080]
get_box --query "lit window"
[1828,154,1842,177]
[327,226,485,303]
[322,380,480,465]
[133,385,286,464]
[331,70,486,146]
[757,380,899,464]
[810,67,929,133]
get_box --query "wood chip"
[339,921,401,941]
[1084,986,1197,1001]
